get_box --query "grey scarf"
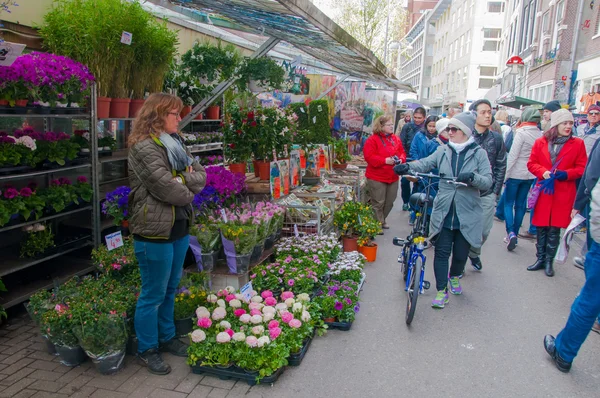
[548,135,570,164]
[159,133,193,171]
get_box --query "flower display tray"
[288,334,314,366]
[324,320,353,331]
[190,364,285,386]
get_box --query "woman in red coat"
[363,115,407,230]
[527,109,587,277]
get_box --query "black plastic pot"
[43,335,58,355]
[90,350,126,375]
[191,364,285,386]
[126,335,138,356]
[55,344,87,366]
[324,320,353,331]
[250,241,264,264]
[264,233,276,250]
[175,317,194,337]
[288,334,314,366]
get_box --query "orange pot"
[180,105,192,118]
[228,162,247,175]
[342,235,358,252]
[332,162,347,170]
[323,317,336,323]
[358,243,378,262]
[109,98,130,118]
[252,160,260,178]
[195,112,204,120]
[97,97,111,119]
[129,99,145,118]
[15,99,28,107]
[256,160,270,181]
[206,105,220,120]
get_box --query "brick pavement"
[0,316,268,398]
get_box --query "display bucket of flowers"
[174,278,207,337]
[190,219,222,273]
[42,304,87,366]
[219,210,258,275]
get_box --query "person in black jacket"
[399,107,426,211]
[467,99,507,271]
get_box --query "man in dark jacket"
[467,99,507,271]
[399,106,426,210]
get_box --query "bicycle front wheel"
[405,256,423,325]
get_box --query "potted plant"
[190,222,221,272]
[356,207,382,262]
[332,138,351,169]
[72,130,91,153]
[41,300,87,366]
[91,238,138,279]
[20,223,55,258]
[317,279,360,325]
[219,209,258,275]
[334,202,364,252]
[174,280,207,337]
[98,133,116,152]
[101,186,131,228]
[221,103,255,174]
[238,56,285,92]
[32,131,80,167]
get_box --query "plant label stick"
[105,231,124,251]
[120,31,132,45]
[220,209,228,223]
[294,224,299,237]
[240,282,253,302]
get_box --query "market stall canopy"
[496,92,544,109]
[168,0,414,92]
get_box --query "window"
[459,35,464,57]
[463,66,468,90]
[484,28,502,39]
[458,6,462,24]
[469,0,475,17]
[452,12,455,25]
[480,66,497,77]
[466,31,471,53]
[483,28,502,52]
[595,8,600,36]
[488,1,505,13]
[541,11,550,34]
[552,1,564,50]
[529,0,537,46]
[521,5,530,52]
[478,78,495,89]
[449,41,454,61]
[483,41,500,51]
[454,39,459,60]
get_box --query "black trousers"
[401,177,411,204]
[433,228,471,291]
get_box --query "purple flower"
[354,303,360,313]
[344,298,352,305]
[334,301,343,311]
[3,188,19,199]
[19,187,32,197]
[77,176,88,184]
[288,279,295,286]
[278,268,285,275]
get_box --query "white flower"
[229,299,242,308]
[250,315,263,324]
[240,314,252,324]
[275,303,287,312]
[225,286,235,293]
[32,223,45,232]
[179,81,188,88]
[216,332,231,343]
[195,306,210,319]
[191,329,206,343]
[206,294,218,303]
[15,136,36,151]
[301,310,311,322]
[232,332,246,342]
[251,325,264,335]
[284,298,295,308]
[219,320,231,329]
[262,306,276,314]
[292,303,303,313]
[296,293,310,303]
[235,293,244,301]
[83,132,90,141]
[263,312,274,322]
[212,307,226,320]
[251,296,263,303]
[257,336,270,347]
[217,299,226,308]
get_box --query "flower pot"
[42,335,57,355]
[129,99,145,118]
[228,163,247,175]
[250,241,265,264]
[198,251,218,272]
[126,335,138,356]
[323,317,336,323]
[15,99,28,107]
[97,96,111,119]
[206,105,220,120]
[55,344,87,367]
[252,160,260,178]
[358,243,378,262]
[89,350,126,375]
[195,112,204,120]
[342,236,358,252]
[121,220,130,237]
[0,99,8,106]
[180,105,192,118]
[109,98,131,118]
[332,162,348,170]
[226,253,251,275]
[175,317,194,337]
[256,160,270,181]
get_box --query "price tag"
[300,107,305,113]
[284,144,288,157]
[220,209,228,222]
[105,231,123,251]
[294,224,299,237]
[358,215,363,225]
[120,31,133,45]
[317,105,322,112]
[313,116,317,124]
[294,76,300,84]
[240,281,253,302]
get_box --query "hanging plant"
[181,41,241,84]
[237,57,285,91]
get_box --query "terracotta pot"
[180,106,192,118]
[195,112,204,120]
[332,162,347,170]
[228,162,247,174]
[342,235,358,252]
[206,105,220,120]
[97,97,111,119]
[358,243,378,262]
[0,99,9,106]
[129,99,145,118]
[109,98,131,118]
[323,317,336,323]
[256,160,270,181]
[15,99,28,107]
[252,160,260,178]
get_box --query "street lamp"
[506,55,525,97]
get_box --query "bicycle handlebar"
[408,171,468,187]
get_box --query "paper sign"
[240,282,253,302]
[105,231,123,251]
[120,31,133,45]
[300,107,305,113]
[294,224,299,237]
[313,116,317,124]
[0,42,25,67]
[294,76,300,84]
[220,209,228,222]
[317,105,322,112]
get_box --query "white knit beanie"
[550,108,574,129]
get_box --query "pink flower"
[234,309,246,317]
[77,176,88,184]
[284,256,292,264]
[245,336,259,347]
[268,320,280,330]
[289,319,302,328]
[250,274,257,279]
[287,279,295,286]
[225,294,235,302]
[281,291,295,300]
[265,297,277,306]
[261,270,267,276]
[240,314,251,324]
[111,263,122,270]
[281,312,294,324]
[250,309,261,316]
[197,317,212,328]
[269,327,282,340]
[278,268,285,274]
[261,290,273,299]
[225,329,234,337]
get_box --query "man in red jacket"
[363,115,407,231]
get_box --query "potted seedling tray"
[190,364,285,386]
[288,330,315,366]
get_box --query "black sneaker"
[159,338,189,357]
[470,257,482,271]
[138,348,171,375]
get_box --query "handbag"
[526,158,563,209]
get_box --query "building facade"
[573,1,600,113]
[405,0,440,32]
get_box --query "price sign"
[300,107,305,113]
[105,231,124,251]
[313,116,317,124]
[220,209,228,222]
[294,224,299,237]
[120,31,133,45]
[240,281,253,302]
[317,105,322,112]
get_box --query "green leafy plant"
[72,313,128,357]
[98,133,117,150]
[174,285,207,320]
[316,279,360,322]
[332,138,351,164]
[237,57,285,91]
[190,223,221,253]
[308,100,331,144]
[20,224,55,258]
[91,238,138,280]
[41,301,78,346]
[289,103,310,131]
[181,41,241,84]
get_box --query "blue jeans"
[495,190,505,220]
[555,241,600,363]
[134,235,190,353]
[503,178,533,235]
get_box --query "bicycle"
[393,171,467,325]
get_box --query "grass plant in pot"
[332,138,351,170]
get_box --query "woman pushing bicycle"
[394,112,492,309]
